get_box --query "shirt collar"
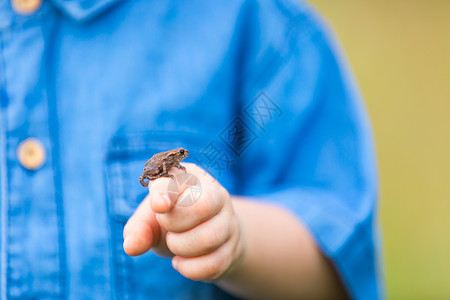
[50,0,123,21]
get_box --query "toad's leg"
[158,164,175,179]
[176,164,186,172]
[139,175,152,187]
[156,172,174,180]
[162,163,175,179]
[140,173,172,187]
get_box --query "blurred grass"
[308,0,450,299]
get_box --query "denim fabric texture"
[0,0,383,299]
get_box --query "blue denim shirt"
[0,0,383,299]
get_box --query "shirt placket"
[0,0,65,298]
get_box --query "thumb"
[123,194,160,256]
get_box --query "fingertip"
[172,256,179,270]
[123,235,137,256]
[123,222,131,240]
[123,235,152,256]
[151,192,173,213]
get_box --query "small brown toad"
[139,148,189,187]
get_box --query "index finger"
[148,166,199,214]
[148,177,177,213]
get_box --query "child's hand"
[123,163,245,281]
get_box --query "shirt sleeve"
[235,2,383,299]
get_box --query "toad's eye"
[180,149,185,154]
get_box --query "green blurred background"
[308,0,450,299]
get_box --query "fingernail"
[160,192,171,207]
[172,258,179,270]
[123,236,132,250]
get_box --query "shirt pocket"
[105,131,206,222]
[103,130,238,300]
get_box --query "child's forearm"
[216,197,349,300]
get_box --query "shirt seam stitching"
[0,33,10,300]
[42,18,68,300]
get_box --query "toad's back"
[144,152,167,173]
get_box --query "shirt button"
[12,0,42,15]
[17,138,46,170]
